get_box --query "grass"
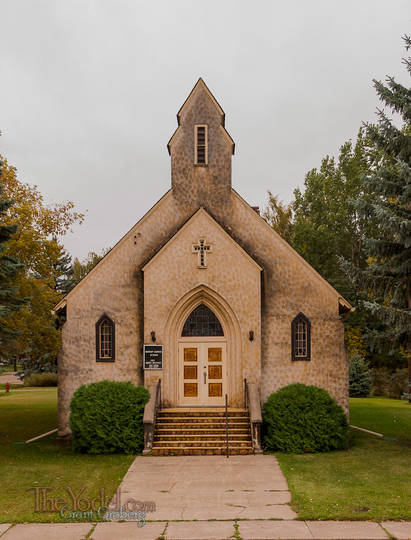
[1,389,410,523]
[0,383,23,392]
[350,397,410,442]
[276,397,411,520]
[0,388,135,523]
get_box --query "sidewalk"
[1,455,409,539]
[1,520,411,539]
[0,373,22,386]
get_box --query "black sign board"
[143,345,163,370]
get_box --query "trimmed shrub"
[70,381,150,454]
[263,384,348,453]
[24,373,58,387]
[349,355,371,397]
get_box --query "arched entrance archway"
[179,304,227,406]
[163,285,243,407]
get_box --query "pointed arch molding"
[163,284,243,406]
[95,313,115,362]
[291,312,311,362]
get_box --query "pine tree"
[341,36,411,400]
[53,242,74,295]
[349,355,371,397]
[0,159,25,347]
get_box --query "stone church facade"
[55,79,351,448]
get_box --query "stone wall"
[57,192,191,436]
[142,208,261,407]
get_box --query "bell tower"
[167,78,235,211]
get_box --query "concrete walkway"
[0,373,22,385]
[0,455,410,538]
[116,455,296,520]
[1,520,411,539]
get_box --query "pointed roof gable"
[167,78,235,155]
[142,207,262,272]
[176,78,225,124]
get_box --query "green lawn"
[276,397,411,520]
[2,390,410,523]
[0,388,135,523]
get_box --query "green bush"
[24,373,58,387]
[70,381,150,454]
[349,355,371,397]
[262,384,348,453]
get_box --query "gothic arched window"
[291,312,311,361]
[182,304,224,337]
[96,315,115,361]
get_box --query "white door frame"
[178,337,227,406]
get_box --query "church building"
[54,79,351,455]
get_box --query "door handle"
[204,371,207,384]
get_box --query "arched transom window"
[182,304,224,337]
[291,312,311,361]
[96,315,115,361]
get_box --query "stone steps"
[157,409,248,417]
[152,447,253,456]
[156,428,248,435]
[157,418,246,422]
[152,408,253,456]
[154,434,251,441]
[154,440,252,447]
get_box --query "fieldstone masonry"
[55,78,350,438]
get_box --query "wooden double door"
[178,340,227,406]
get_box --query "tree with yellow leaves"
[0,155,84,363]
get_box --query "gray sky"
[1,0,409,260]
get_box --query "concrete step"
[156,418,250,425]
[155,428,250,435]
[157,409,248,418]
[155,431,251,441]
[151,447,253,456]
[153,439,251,448]
[152,408,252,456]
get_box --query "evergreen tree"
[53,242,74,295]
[340,36,411,400]
[349,355,371,397]
[0,159,25,347]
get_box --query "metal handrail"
[225,393,229,458]
[244,378,252,449]
[154,378,161,429]
[244,378,249,411]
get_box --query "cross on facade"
[192,238,212,268]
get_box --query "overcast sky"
[0,1,409,260]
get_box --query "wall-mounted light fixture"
[151,331,156,343]
[249,330,254,342]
